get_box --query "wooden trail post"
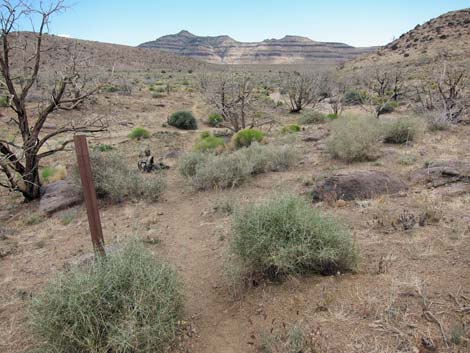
[74,135,106,256]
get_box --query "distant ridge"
[138,31,377,65]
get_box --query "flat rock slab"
[410,160,470,187]
[39,180,83,215]
[312,170,408,202]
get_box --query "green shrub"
[230,194,358,279]
[0,95,9,107]
[208,113,224,127]
[343,89,367,105]
[327,114,381,162]
[326,113,338,120]
[179,143,297,190]
[383,117,418,144]
[194,132,225,152]
[74,152,165,202]
[41,166,56,182]
[93,144,114,152]
[378,100,398,115]
[30,241,183,353]
[128,127,150,140]
[168,111,197,130]
[298,111,326,125]
[281,124,301,134]
[232,128,265,148]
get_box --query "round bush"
[298,111,326,125]
[208,113,224,127]
[383,118,418,144]
[232,128,265,148]
[30,242,183,353]
[128,127,150,140]
[343,89,367,105]
[281,124,301,134]
[168,111,197,130]
[194,132,225,152]
[230,194,358,278]
[327,114,381,162]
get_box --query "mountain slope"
[139,30,376,65]
[347,8,470,70]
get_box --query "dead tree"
[281,71,328,113]
[0,1,106,201]
[200,72,271,132]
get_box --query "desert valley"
[0,2,470,353]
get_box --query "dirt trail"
[154,183,247,353]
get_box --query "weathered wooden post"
[74,135,106,256]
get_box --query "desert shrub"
[383,117,418,144]
[0,95,9,107]
[426,110,451,131]
[168,111,197,130]
[74,152,165,202]
[378,100,398,115]
[343,89,367,105]
[230,194,358,279]
[326,113,338,120]
[94,144,114,152]
[128,127,150,140]
[30,241,183,353]
[194,132,225,152]
[258,322,322,353]
[281,124,301,134]
[208,113,223,127]
[152,92,166,99]
[327,114,381,162]
[179,143,297,190]
[298,111,326,125]
[41,165,66,183]
[232,128,265,148]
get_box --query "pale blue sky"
[40,0,470,47]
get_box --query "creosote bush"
[128,127,150,140]
[232,128,265,148]
[383,117,420,144]
[298,111,326,125]
[230,194,358,279]
[30,241,183,353]
[179,142,297,190]
[74,151,165,202]
[327,114,381,162]
[194,131,225,152]
[168,111,197,130]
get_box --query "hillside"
[348,8,470,70]
[10,32,209,73]
[138,30,377,65]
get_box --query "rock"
[164,149,184,159]
[411,160,470,187]
[39,180,83,215]
[302,130,329,142]
[312,171,408,202]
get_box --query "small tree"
[0,1,106,201]
[281,71,328,113]
[200,72,272,132]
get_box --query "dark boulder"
[39,180,83,215]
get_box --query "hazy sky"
[37,0,470,47]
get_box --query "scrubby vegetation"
[30,241,183,353]
[230,194,358,279]
[179,142,297,190]
[194,131,225,152]
[74,151,165,202]
[168,111,198,130]
[207,113,224,127]
[343,89,367,105]
[128,127,151,140]
[383,117,420,144]
[298,111,326,125]
[40,165,66,183]
[232,128,265,148]
[281,124,301,134]
[327,114,382,162]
